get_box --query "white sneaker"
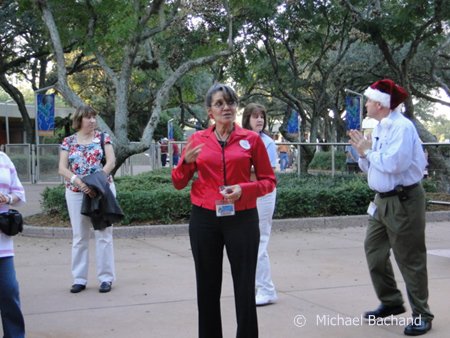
[255,294,278,306]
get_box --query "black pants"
[346,163,360,173]
[189,205,260,338]
[161,153,167,167]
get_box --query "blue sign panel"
[287,110,299,133]
[37,94,55,136]
[345,96,361,130]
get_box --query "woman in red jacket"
[172,83,276,338]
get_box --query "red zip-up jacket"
[172,124,276,211]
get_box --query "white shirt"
[358,111,426,193]
[0,152,26,258]
[260,133,278,168]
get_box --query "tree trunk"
[0,75,35,143]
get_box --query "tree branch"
[142,49,233,144]
[411,86,450,107]
[36,0,85,108]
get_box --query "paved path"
[6,183,450,337]
[5,220,450,338]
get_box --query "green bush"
[40,170,440,225]
[274,173,373,217]
[308,150,346,171]
[42,185,69,219]
[41,170,192,224]
[421,178,438,193]
[118,188,191,224]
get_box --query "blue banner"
[168,120,174,140]
[287,110,299,133]
[37,94,55,136]
[345,96,361,130]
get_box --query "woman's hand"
[183,142,204,164]
[0,192,10,205]
[81,184,97,198]
[86,186,97,198]
[220,184,242,203]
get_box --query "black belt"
[377,183,419,199]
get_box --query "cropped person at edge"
[172,84,276,338]
[0,151,26,338]
[58,106,116,294]
[242,103,278,306]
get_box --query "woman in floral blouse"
[58,106,116,294]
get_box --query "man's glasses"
[212,101,237,110]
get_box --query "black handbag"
[100,132,106,166]
[0,209,24,236]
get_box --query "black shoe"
[363,304,406,319]
[99,281,112,293]
[404,318,432,336]
[70,284,86,293]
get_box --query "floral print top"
[61,130,113,192]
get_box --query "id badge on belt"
[216,186,235,217]
[367,201,377,217]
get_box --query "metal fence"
[1,141,449,183]
[0,142,164,183]
[285,142,450,178]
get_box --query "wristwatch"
[6,194,12,205]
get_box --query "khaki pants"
[365,184,434,320]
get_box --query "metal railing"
[1,141,449,183]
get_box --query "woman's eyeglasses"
[212,101,237,110]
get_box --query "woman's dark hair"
[205,83,238,108]
[242,103,268,134]
[72,106,97,131]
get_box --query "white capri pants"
[65,184,116,285]
[255,188,277,297]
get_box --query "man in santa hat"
[349,79,433,336]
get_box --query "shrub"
[40,170,440,225]
[118,188,191,224]
[308,150,346,171]
[42,185,69,219]
[41,170,192,224]
[274,173,373,218]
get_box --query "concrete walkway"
[5,183,450,337]
[10,220,450,338]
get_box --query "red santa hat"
[364,79,408,110]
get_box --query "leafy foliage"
[2,0,449,185]
[39,169,443,226]
[308,150,347,171]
